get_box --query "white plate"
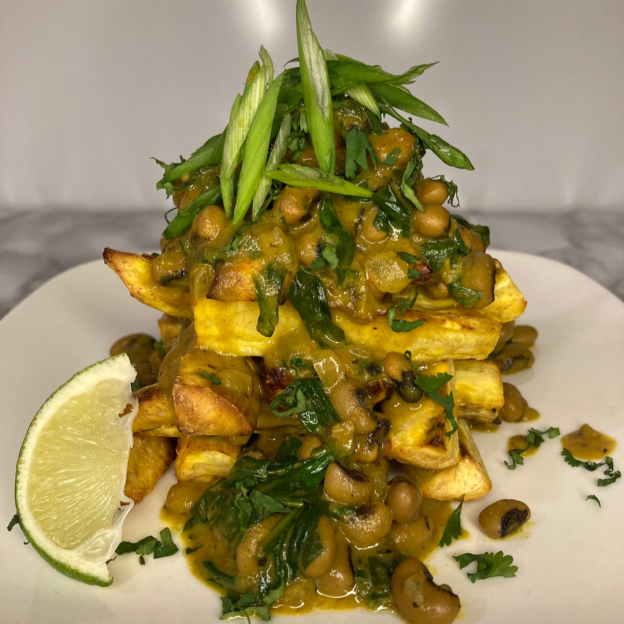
[1,251,623,624]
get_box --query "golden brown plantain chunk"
[175,436,241,482]
[413,261,527,323]
[173,347,261,437]
[453,360,504,423]
[124,435,176,504]
[132,384,179,436]
[381,362,459,470]
[209,256,264,302]
[157,314,189,348]
[406,419,492,501]
[104,248,192,318]
[194,299,501,362]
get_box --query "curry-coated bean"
[316,533,355,597]
[359,207,389,243]
[457,225,486,254]
[383,351,412,382]
[389,515,433,557]
[416,178,449,205]
[478,499,531,539]
[493,321,515,353]
[339,502,393,548]
[424,280,450,300]
[412,204,451,238]
[324,462,374,506]
[391,558,461,624]
[236,515,283,579]
[165,481,212,516]
[152,249,188,285]
[512,325,538,347]
[192,205,228,240]
[386,479,423,524]
[296,231,322,266]
[298,434,324,460]
[330,379,377,435]
[303,516,337,579]
[459,252,496,310]
[274,186,317,225]
[501,383,525,422]
[495,343,535,374]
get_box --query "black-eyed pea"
[478,499,531,539]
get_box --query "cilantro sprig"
[344,127,379,178]
[115,528,179,565]
[454,551,518,583]
[561,449,621,488]
[505,427,560,470]
[439,494,464,547]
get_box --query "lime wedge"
[14,354,138,586]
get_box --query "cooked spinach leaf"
[254,264,287,337]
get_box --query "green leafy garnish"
[296,0,334,174]
[7,514,19,532]
[290,358,311,370]
[372,184,413,238]
[270,378,340,437]
[319,198,354,266]
[288,268,345,347]
[419,239,458,273]
[371,83,447,126]
[220,583,284,621]
[439,494,465,547]
[116,529,178,563]
[382,148,401,166]
[586,495,601,507]
[454,551,518,583]
[400,151,425,212]
[344,127,379,178]
[154,131,225,197]
[431,175,459,207]
[452,214,490,247]
[201,371,222,386]
[448,281,483,308]
[387,289,423,333]
[162,184,222,240]
[266,164,372,197]
[415,372,457,437]
[153,341,167,357]
[561,450,621,487]
[254,264,287,337]
[505,427,561,470]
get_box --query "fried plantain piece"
[405,419,492,501]
[453,360,504,423]
[132,383,179,436]
[175,436,241,482]
[104,248,192,318]
[173,347,261,437]
[124,435,176,504]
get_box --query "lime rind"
[15,354,138,586]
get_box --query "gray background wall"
[1,0,623,213]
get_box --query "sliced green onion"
[253,112,292,219]
[401,153,426,213]
[296,0,335,174]
[154,131,226,196]
[381,103,474,171]
[265,164,373,197]
[259,45,274,85]
[325,49,379,117]
[372,83,447,126]
[234,73,284,223]
[221,58,269,216]
[220,92,242,217]
[329,57,438,86]
[162,185,222,240]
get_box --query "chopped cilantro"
[439,494,464,547]
[382,148,401,166]
[201,371,222,385]
[561,449,620,487]
[290,358,311,370]
[586,495,601,507]
[454,551,518,583]
[153,340,167,357]
[505,427,560,470]
[345,127,379,178]
[415,372,458,437]
[7,514,19,532]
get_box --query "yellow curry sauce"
[561,424,617,461]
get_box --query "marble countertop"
[1,209,623,320]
